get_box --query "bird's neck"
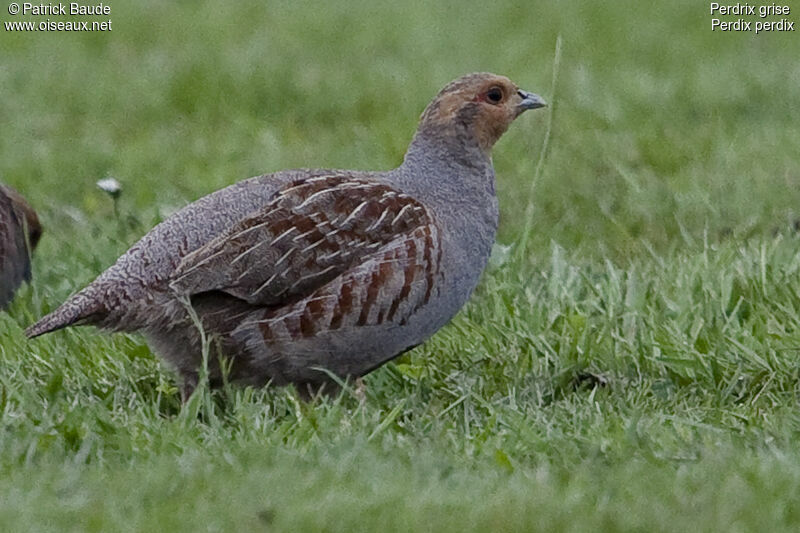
[390,128,499,249]
[404,122,491,169]
[390,128,500,296]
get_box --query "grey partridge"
[26,73,546,398]
[0,185,42,309]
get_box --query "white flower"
[97,177,122,198]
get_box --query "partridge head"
[416,73,546,153]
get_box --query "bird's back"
[25,168,368,337]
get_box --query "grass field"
[2,0,800,530]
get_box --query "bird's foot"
[354,377,367,403]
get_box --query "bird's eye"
[486,87,503,104]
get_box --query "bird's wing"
[170,175,442,313]
[0,189,31,309]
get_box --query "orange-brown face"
[419,73,546,153]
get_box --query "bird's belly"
[145,227,491,388]
[225,263,481,385]
[229,302,453,384]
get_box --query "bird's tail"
[25,288,106,338]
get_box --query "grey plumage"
[26,73,545,398]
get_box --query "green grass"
[2,0,800,530]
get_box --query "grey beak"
[517,90,547,110]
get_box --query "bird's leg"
[180,373,198,403]
[294,378,365,402]
[295,382,320,402]
[295,381,343,402]
[354,377,367,403]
